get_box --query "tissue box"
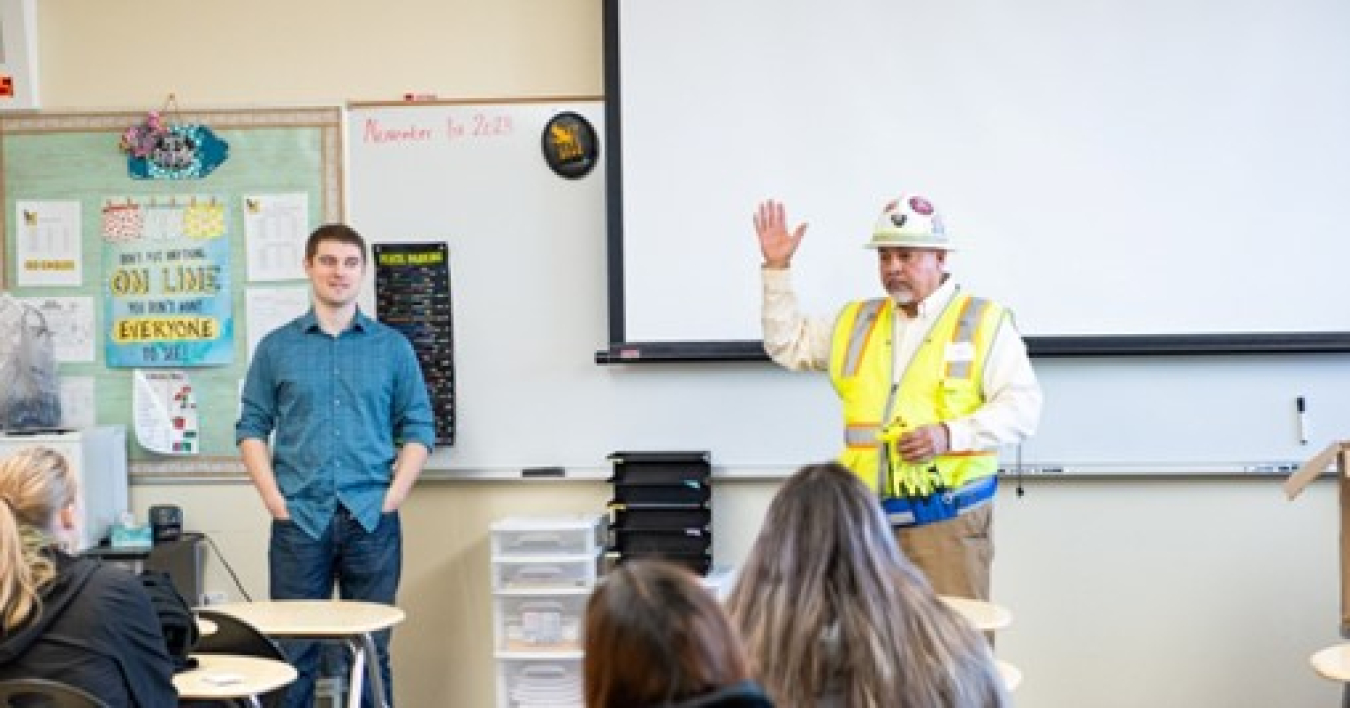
[111,523,152,550]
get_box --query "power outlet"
[201,590,229,605]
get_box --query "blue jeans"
[270,506,401,708]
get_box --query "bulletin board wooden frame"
[0,107,343,480]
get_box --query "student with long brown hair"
[584,559,773,708]
[0,446,177,706]
[726,462,1007,708]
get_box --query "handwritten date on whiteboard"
[360,112,515,145]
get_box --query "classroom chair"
[0,678,111,708]
[194,609,292,708]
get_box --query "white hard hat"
[866,193,955,250]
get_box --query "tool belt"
[882,475,996,528]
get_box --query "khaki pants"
[894,503,993,600]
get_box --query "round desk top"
[1311,644,1350,681]
[939,595,1014,632]
[206,599,406,637]
[174,653,297,699]
[996,659,1023,692]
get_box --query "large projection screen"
[604,0,1350,359]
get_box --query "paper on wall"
[132,369,199,454]
[18,296,95,363]
[244,286,310,360]
[15,200,82,287]
[58,376,95,430]
[243,193,309,282]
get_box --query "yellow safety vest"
[828,292,1004,498]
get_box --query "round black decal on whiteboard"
[541,112,599,179]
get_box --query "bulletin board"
[0,107,343,477]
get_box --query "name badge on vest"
[945,342,976,362]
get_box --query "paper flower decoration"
[127,124,230,180]
[119,111,168,158]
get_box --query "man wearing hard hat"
[753,195,1042,601]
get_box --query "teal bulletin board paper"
[1,109,342,466]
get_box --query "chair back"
[194,609,291,708]
[0,678,110,708]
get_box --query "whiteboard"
[604,0,1350,357]
[345,99,1346,477]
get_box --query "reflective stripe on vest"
[839,299,886,379]
[945,297,992,379]
[844,424,880,448]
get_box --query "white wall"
[28,1,1350,706]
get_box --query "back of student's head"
[726,461,1006,708]
[584,559,754,708]
[0,447,77,633]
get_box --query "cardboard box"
[1284,441,1350,635]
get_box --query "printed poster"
[373,242,456,446]
[102,196,234,367]
[15,200,82,286]
[243,192,309,281]
[132,369,200,455]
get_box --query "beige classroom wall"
[131,477,1345,708]
[36,0,602,109]
[34,2,1350,706]
[131,480,612,707]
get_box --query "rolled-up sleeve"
[390,336,436,452]
[235,337,277,444]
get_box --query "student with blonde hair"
[584,559,774,708]
[726,462,1007,708]
[0,447,177,706]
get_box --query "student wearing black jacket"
[0,447,177,707]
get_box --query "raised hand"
[753,199,807,269]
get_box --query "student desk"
[175,653,297,707]
[939,595,1014,632]
[995,659,1023,692]
[1312,644,1350,682]
[207,600,405,708]
[1309,644,1350,708]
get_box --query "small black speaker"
[149,504,183,544]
